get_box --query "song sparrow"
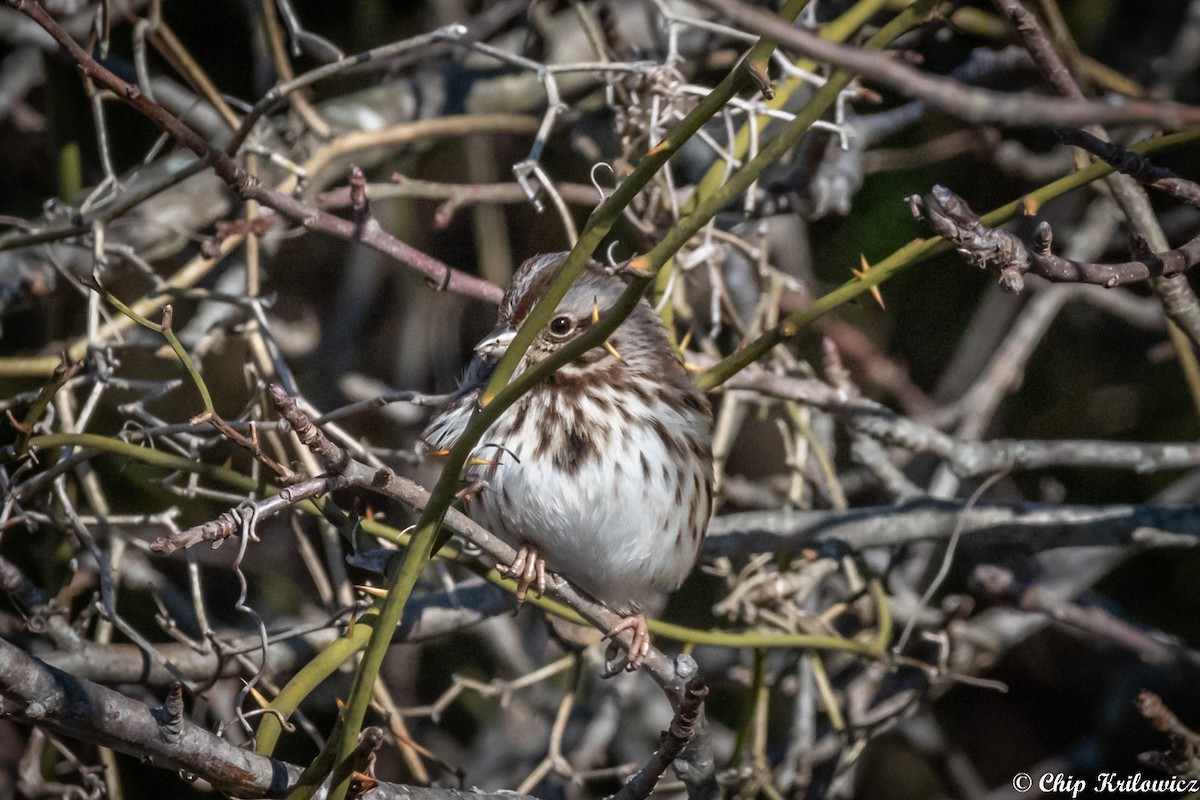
[422,252,713,669]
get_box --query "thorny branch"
[4,1,1200,798]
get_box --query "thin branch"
[972,565,1200,673]
[1055,126,1200,207]
[7,0,501,304]
[1137,691,1200,779]
[695,0,1200,130]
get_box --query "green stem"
[323,272,659,800]
[727,647,767,767]
[255,608,377,756]
[479,0,811,405]
[697,124,1200,389]
[25,433,249,486]
[13,360,78,457]
[321,6,814,799]
[161,323,214,414]
[634,0,937,304]
[85,283,215,413]
[649,620,878,654]
[686,0,899,212]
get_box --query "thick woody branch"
[713,360,1200,478]
[704,498,1200,557]
[0,636,534,800]
[913,185,1200,292]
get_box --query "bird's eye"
[548,315,574,337]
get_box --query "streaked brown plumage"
[423,253,712,667]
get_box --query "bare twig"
[610,677,709,800]
[7,0,501,304]
[695,0,1200,129]
[1137,691,1200,779]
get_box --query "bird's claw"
[601,613,650,676]
[502,544,547,607]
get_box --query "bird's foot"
[501,543,547,607]
[601,613,650,676]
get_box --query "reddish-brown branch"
[270,383,347,470]
[990,0,1083,100]
[7,0,501,304]
[1136,691,1200,778]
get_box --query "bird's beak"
[474,326,516,359]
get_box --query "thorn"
[1022,195,1040,216]
[356,585,389,598]
[645,138,671,158]
[6,410,27,433]
[431,448,451,457]
[592,299,622,359]
[246,685,271,708]
[852,254,886,310]
[625,255,653,278]
[744,57,774,100]
[678,328,693,353]
[465,457,500,467]
[455,479,488,501]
